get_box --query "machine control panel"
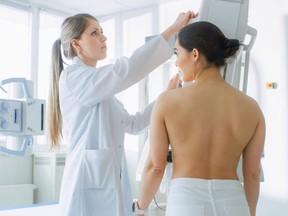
[0,99,22,132]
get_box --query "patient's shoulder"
[155,90,181,112]
[159,88,184,102]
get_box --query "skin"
[137,39,265,216]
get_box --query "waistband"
[170,178,243,190]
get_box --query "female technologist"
[48,11,197,216]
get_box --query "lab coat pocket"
[166,205,204,216]
[81,148,117,189]
[225,206,251,216]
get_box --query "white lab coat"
[58,35,173,216]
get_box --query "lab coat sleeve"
[124,101,156,135]
[65,35,173,106]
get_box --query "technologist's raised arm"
[242,107,265,216]
[161,11,197,41]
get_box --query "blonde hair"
[49,14,98,148]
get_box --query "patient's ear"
[192,48,200,62]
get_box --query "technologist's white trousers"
[166,178,250,216]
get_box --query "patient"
[134,21,265,216]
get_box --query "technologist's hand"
[170,11,198,32]
[166,73,182,90]
[161,11,198,41]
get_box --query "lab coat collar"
[72,56,86,66]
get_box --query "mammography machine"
[137,0,264,211]
[0,78,45,156]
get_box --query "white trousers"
[166,178,250,216]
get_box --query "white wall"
[247,0,288,214]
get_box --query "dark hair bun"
[223,38,240,58]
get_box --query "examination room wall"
[247,0,288,215]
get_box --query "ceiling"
[9,0,177,17]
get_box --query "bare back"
[161,77,263,180]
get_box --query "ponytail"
[49,38,63,148]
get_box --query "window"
[0,5,29,98]
[0,5,29,147]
